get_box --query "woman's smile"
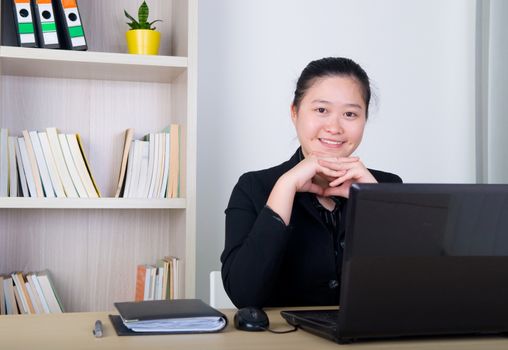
[319,137,345,148]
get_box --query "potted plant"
[124,1,162,55]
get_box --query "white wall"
[488,0,508,182]
[197,0,477,301]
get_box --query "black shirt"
[312,195,344,288]
[221,148,402,308]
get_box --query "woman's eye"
[316,107,326,114]
[345,111,357,118]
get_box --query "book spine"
[22,130,44,197]
[135,265,146,302]
[8,136,19,197]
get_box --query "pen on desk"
[93,320,103,338]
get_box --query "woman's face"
[292,75,367,158]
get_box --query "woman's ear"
[290,104,297,125]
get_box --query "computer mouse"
[234,307,269,331]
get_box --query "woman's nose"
[325,116,344,134]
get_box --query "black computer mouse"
[234,307,269,331]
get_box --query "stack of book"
[0,127,100,198]
[135,256,180,302]
[0,270,64,315]
[115,124,180,199]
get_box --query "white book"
[66,134,98,198]
[143,133,156,198]
[159,133,170,198]
[144,265,153,301]
[127,140,144,198]
[8,136,18,197]
[148,133,160,198]
[58,134,88,198]
[28,273,50,314]
[76,134,101,197]
[3,277,17,315]
[135,141,150,198]
[149,266,156,300]
[168,124,180,198]
[159,259,169,300]
[122,142,135,198]
[18,138,37,198]
[0,276,4,315]
[14,139,29,197]
[46,127,78,198]
[173,257,179,299]
[114,128,134,198]
[155,133,166,197]
[22,130,44,197]
[11,273,29,314]
[156,267,164,300]
[29,131,55,198]
[0,128,8,196]
[25,281,42,314]
[38,132,65,197]
[143,265,151,301]
[36,272,62,313]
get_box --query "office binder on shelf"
[1,0,38,47]
[52,0,87,50]
[31,0,60,48]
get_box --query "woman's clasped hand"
[282,152,376,199]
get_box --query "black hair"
[292,57,371,119]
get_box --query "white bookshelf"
[0,0,197,312]
[0,46,188,82]
[0,198,187,209]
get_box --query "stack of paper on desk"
[121,316,226,333]
[111,299,228,335]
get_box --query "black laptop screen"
[345,184,508,257]
[337,184,508,339]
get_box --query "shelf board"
[0,197,186,209]
[0,46,187,83]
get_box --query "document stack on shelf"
[115,124,180,199]
[0,127,100,198]
[109,299,228,335]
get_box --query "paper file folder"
[1,0,38,47]
[53,0,87,50]
[31,0,59,48]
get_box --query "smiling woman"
[220,57,402,308]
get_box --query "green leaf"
[124,9,139,27]
[125,2,160,30]
[138,1,149,24]
[148,19,162,30]
[127,22,140,30]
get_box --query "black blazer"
[221,148,402,308]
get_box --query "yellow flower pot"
[126,29,160,55]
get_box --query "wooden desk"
[0,309,507,350]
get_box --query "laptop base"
[281,309,354,344]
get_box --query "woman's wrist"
[266,174,297,225]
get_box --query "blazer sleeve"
[221,173,291,308]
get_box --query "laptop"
[281,183,508,343]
